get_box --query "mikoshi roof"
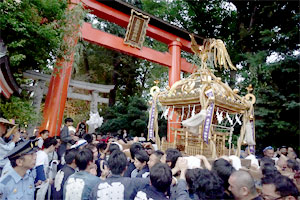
[158,67,253,114]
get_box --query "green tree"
[0,96,37,126]
[0,0,68,72]
[232,1,300,152]
[99,95,149,136]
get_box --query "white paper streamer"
[187,105,191,118]
[235,114,242,125]
[162,106,170,119]
[191,105,196,117]
[169,106,175,120]
[216,108,223,124]
[226,112,233,125]
[181,106,185,121]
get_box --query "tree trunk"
[82,43,90,72]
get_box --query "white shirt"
[0,138,15,167]
[37,137,44,149]
[36,150,49,177]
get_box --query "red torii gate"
[40,0,202,141]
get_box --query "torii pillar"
[168,40,182,142]
[40,58,75,137]
[39,2,79,137]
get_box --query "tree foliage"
[232,1,299,151]
[0,96,37,126]
[99,96,148,136]
[99,95,167,137]
[0,0,68,72]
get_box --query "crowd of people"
[0,117,299,200]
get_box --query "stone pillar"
[90,91,98,114]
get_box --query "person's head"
[97,142,107,153]
[288,147,294,153]
[8,140,38,170]
[65,117,73,126]
[243,146,252,157]
[260,156,275,168]
[286,159,300,172]
[148,150,164,169]
[140,133,144,137]
[287,151,297,160]
[39,130,49,140]
[212,158,236,190]
[185,168,224,199]
[0,122,7,136]
[163,148,182,169]
[144,146,154,156]
[96,134,102,141]
[280,146,288,156]
[262,175,299,200]
[108,150,128,175]
[130,142,143,160]
[43,137,58,153]
[21,130,29,140]
[86,143,98,160]
[10,152,37,170]
[92,133,97,142]
[75,148,93,171]
[134,150,149,170]
[109,143,120,154]
[228,170,257,200]
[262,162,280,178]
[69,126,76,136]
[0,118,16,137]
[83,134,93,144]
[34,129,40,137]
[70,139,87,150]
[65,149,77,166]
[150,163,172,193]
[277,155,288,170]
[263,146,274,158]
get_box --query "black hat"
[5,140,39,160]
